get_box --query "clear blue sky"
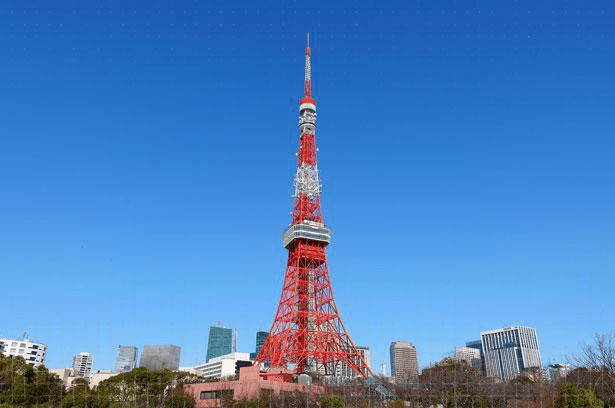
[1,0,613,373]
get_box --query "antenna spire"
[304,33,311,97]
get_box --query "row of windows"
[200,390,234,400]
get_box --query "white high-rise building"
[480,326,542,381]
[336,345,372,379]
[0,336,47,367]
[72,352,94,378]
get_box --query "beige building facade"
[390,341,418,382]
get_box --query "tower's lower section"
[255,238,371,378]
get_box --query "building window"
[200,390,234,400]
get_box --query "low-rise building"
[184,365,325,408]
[192,352,251,380]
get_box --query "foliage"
[93,367,176,407]
[389,399,405,408]
[0,353,62,407]
[61,378,93,408]
[162,386,196,408]
[321,394,345,408]
[557,383,604,408]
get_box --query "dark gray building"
[140,345,181,371]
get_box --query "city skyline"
[1,1,614,372]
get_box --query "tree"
[556,383,604,408]
[61,377,93,408]
[0,353,63,407]
[95,367,176,407]
[163,386,196,408]
[321,395,345,408]
[574,333,615,375]
[569,333,615,406]
[418,359,485,408]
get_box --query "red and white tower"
[255,35,372,378]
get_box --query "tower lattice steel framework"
[255,35,372,378]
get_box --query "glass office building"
[206,323,237,362]
[115,345,138,372]
[249,331,268,360]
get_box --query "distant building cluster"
[1,323,553,388]
[445,325,543,381]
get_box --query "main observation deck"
[282,220,332,248]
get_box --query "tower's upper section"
[284,35,331,248]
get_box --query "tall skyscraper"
[480,326,542,381]
[0,336,47,367]
[390,341,419,382]
[206,322,237,362]
[115,345,138,372]
[72,352,93,378]
[140,345,181,371]
[250,331,268,360]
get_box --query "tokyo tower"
[255,35,372,378]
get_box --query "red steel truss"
[255,35,373,378]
